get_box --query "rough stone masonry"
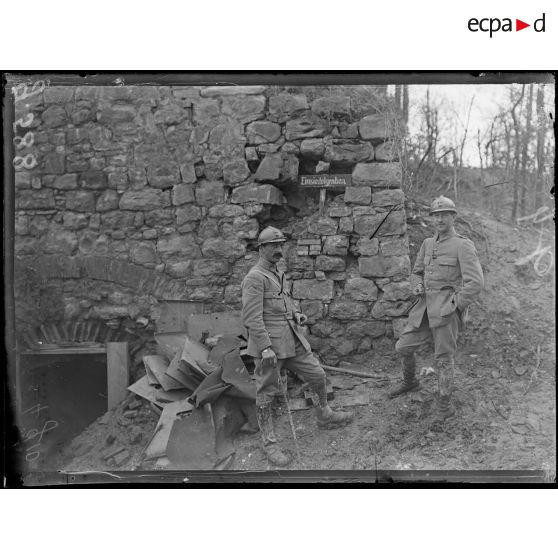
[13,84,412,364]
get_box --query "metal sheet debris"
[208,334,244,366]
[128,375,190,406]
[143,355,184,391]
[154,387,191,404]
[164,350,200,392]
[154,332,189,360]
[186,312,246,343]
[190,348,255,407]
[128,375,162,405]
[180,336,210,377]
[221,351,256,400]
[212,395,246,461]
[166,405,217,469]
[145,399,194,460]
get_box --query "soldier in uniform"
[389,196,484,423]
[241,226,354,466]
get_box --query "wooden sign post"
[299,175,351,216]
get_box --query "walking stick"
[278,370,303,463]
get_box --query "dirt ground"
[54,198,556,478]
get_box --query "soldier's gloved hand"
[294,312,308,326]
[261,347,277,367]
[413,283,425,296]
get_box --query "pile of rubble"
[124,330,255,470]
[61,313,389,472]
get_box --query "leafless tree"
[535,84,546,209]
[510,85,525,221]
[519,84,534,215]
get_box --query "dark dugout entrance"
[18,352,108,470]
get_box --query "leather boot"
[313,381,354,429]
[388,354,420,399]
[316,404,354,429]
[256,403,291,467]
[431,360,456,426]
[436,395,456,420]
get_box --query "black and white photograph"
[3,72,555,484]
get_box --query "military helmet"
[429,196,457,215]
[257,226,287,246]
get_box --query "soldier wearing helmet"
[241,226,354,466]
[390,196,484,425]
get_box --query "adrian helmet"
[257,226,287,246]
[429,196,457,215]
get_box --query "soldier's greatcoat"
[241,257,323,406]
[407,232,484,329]
[241,258,310,359]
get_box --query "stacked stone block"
[13,83,411,362]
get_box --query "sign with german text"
[298,174,352,189]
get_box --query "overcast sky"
[406,83,554,166]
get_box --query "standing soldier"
[241,226,354,466]
[390,196,484,424]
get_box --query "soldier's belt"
[425,284,461,292]
[262,313,294,322]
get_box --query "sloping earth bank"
[58,201,556,477]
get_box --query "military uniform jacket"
[241,258,311,359]
[408,231,484,329]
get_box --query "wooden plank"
[290,392,369,410]
[339,361,385,376]
[323,363,382,379]
[186,312,246,343]
[20,347,106,355]
[106,342,129,409]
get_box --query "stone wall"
[13,84,411,364]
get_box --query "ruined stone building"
[12,83,412,381]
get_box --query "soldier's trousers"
[254,338,326,406]
[395,311,460,362]
[395,311,460,397]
